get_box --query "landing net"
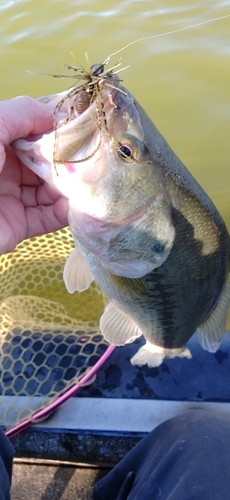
[0,228,109,432]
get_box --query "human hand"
[0,96,69,254]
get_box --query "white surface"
[33,398,230,433]
[2,396,230,433]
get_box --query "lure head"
[91,63,104,76]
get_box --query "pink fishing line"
[5,344,116,438]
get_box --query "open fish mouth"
[13,79,133,196]
[13,82,118,170]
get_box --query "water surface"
[1,0,229,227]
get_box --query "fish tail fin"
[130,341,192,368]
[197,280,230,353]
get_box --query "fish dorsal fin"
[100,302,142,345]
[63,247,94,293]
[197,280,230,353]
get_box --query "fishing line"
[104,13,230,64]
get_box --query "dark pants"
[1,409,230,499]
[93,409,230,500]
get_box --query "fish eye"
[118,144,132,159]
[118,143,136,162]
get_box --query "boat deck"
[7,332,230,499]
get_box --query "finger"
[25,197,69,239]
[21,184,62,207]
[0,96,53,147]
[0,144,6,173]
[0,195,69,254]
[21,178,67,207]
[0,146,21,193]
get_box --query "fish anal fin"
[130,341,192,368]
[63,247,94,293]
[100,302,142,346]
[197,281,230,353]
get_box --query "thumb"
[0,96,54,146]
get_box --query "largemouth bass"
[13,68,230,367]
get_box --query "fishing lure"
[51,54,128,173]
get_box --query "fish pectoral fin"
[197,280,230,353]
[130,341,192,368]
[100,302,142,345]
[63,247,94,293]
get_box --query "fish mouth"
[13,82,120,171]
[13,78,142,184]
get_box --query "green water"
[1,0,230,228]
